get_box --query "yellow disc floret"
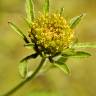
[29,13,74,55]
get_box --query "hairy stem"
[2,57,46,96]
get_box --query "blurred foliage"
[0,0,96,96]
[28,91,60,96]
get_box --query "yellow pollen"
[29,13,74,54]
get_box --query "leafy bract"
[62,51,91,58]
[19,60,28,78]
[54,56,70,74]
[24,43,34,49]
[21,53,38,62]
[25,0,35,24]
[8,22,29,43]
[69,13,86,29]
[19,53,38,78]
[60,7,64,16]
[72,42,96,48]
[43,0,49,14]
[54,63,70,74]
[55,56,68,65]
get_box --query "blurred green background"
[0,0,96,96]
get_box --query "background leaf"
[69,13,86,29]
[8,22,29,43]
[25,0,35,23]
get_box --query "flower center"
[29,13,74,55]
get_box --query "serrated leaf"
[8,22,29,43]
[62,51,91,58]
[25,0,35,23]
[60,7,64,16]
[54,63,70,74]
[19,60,28,78]
[69,13,86,29]
[72,42,96,48]
[43,0,49,14]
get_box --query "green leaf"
[54,63,70,74]
[69,13,86,29]
[43,0,49,14]
[19,63,33,79]
[55,57,68,65]
[60,7,64,16]
[73,51,91,57]
[54,56,70,74]
[19,60,28,78]
[8,22,29,43]
[19,53,38,78]
[62,51,91,58]
[25,0,35,23]
[72,42,96,48]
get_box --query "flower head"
[29,13,74,56]
[9,0,84,58]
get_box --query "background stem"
[2,57,46,96]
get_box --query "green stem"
[2,57,46,96]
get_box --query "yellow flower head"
[29,13,74,55]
